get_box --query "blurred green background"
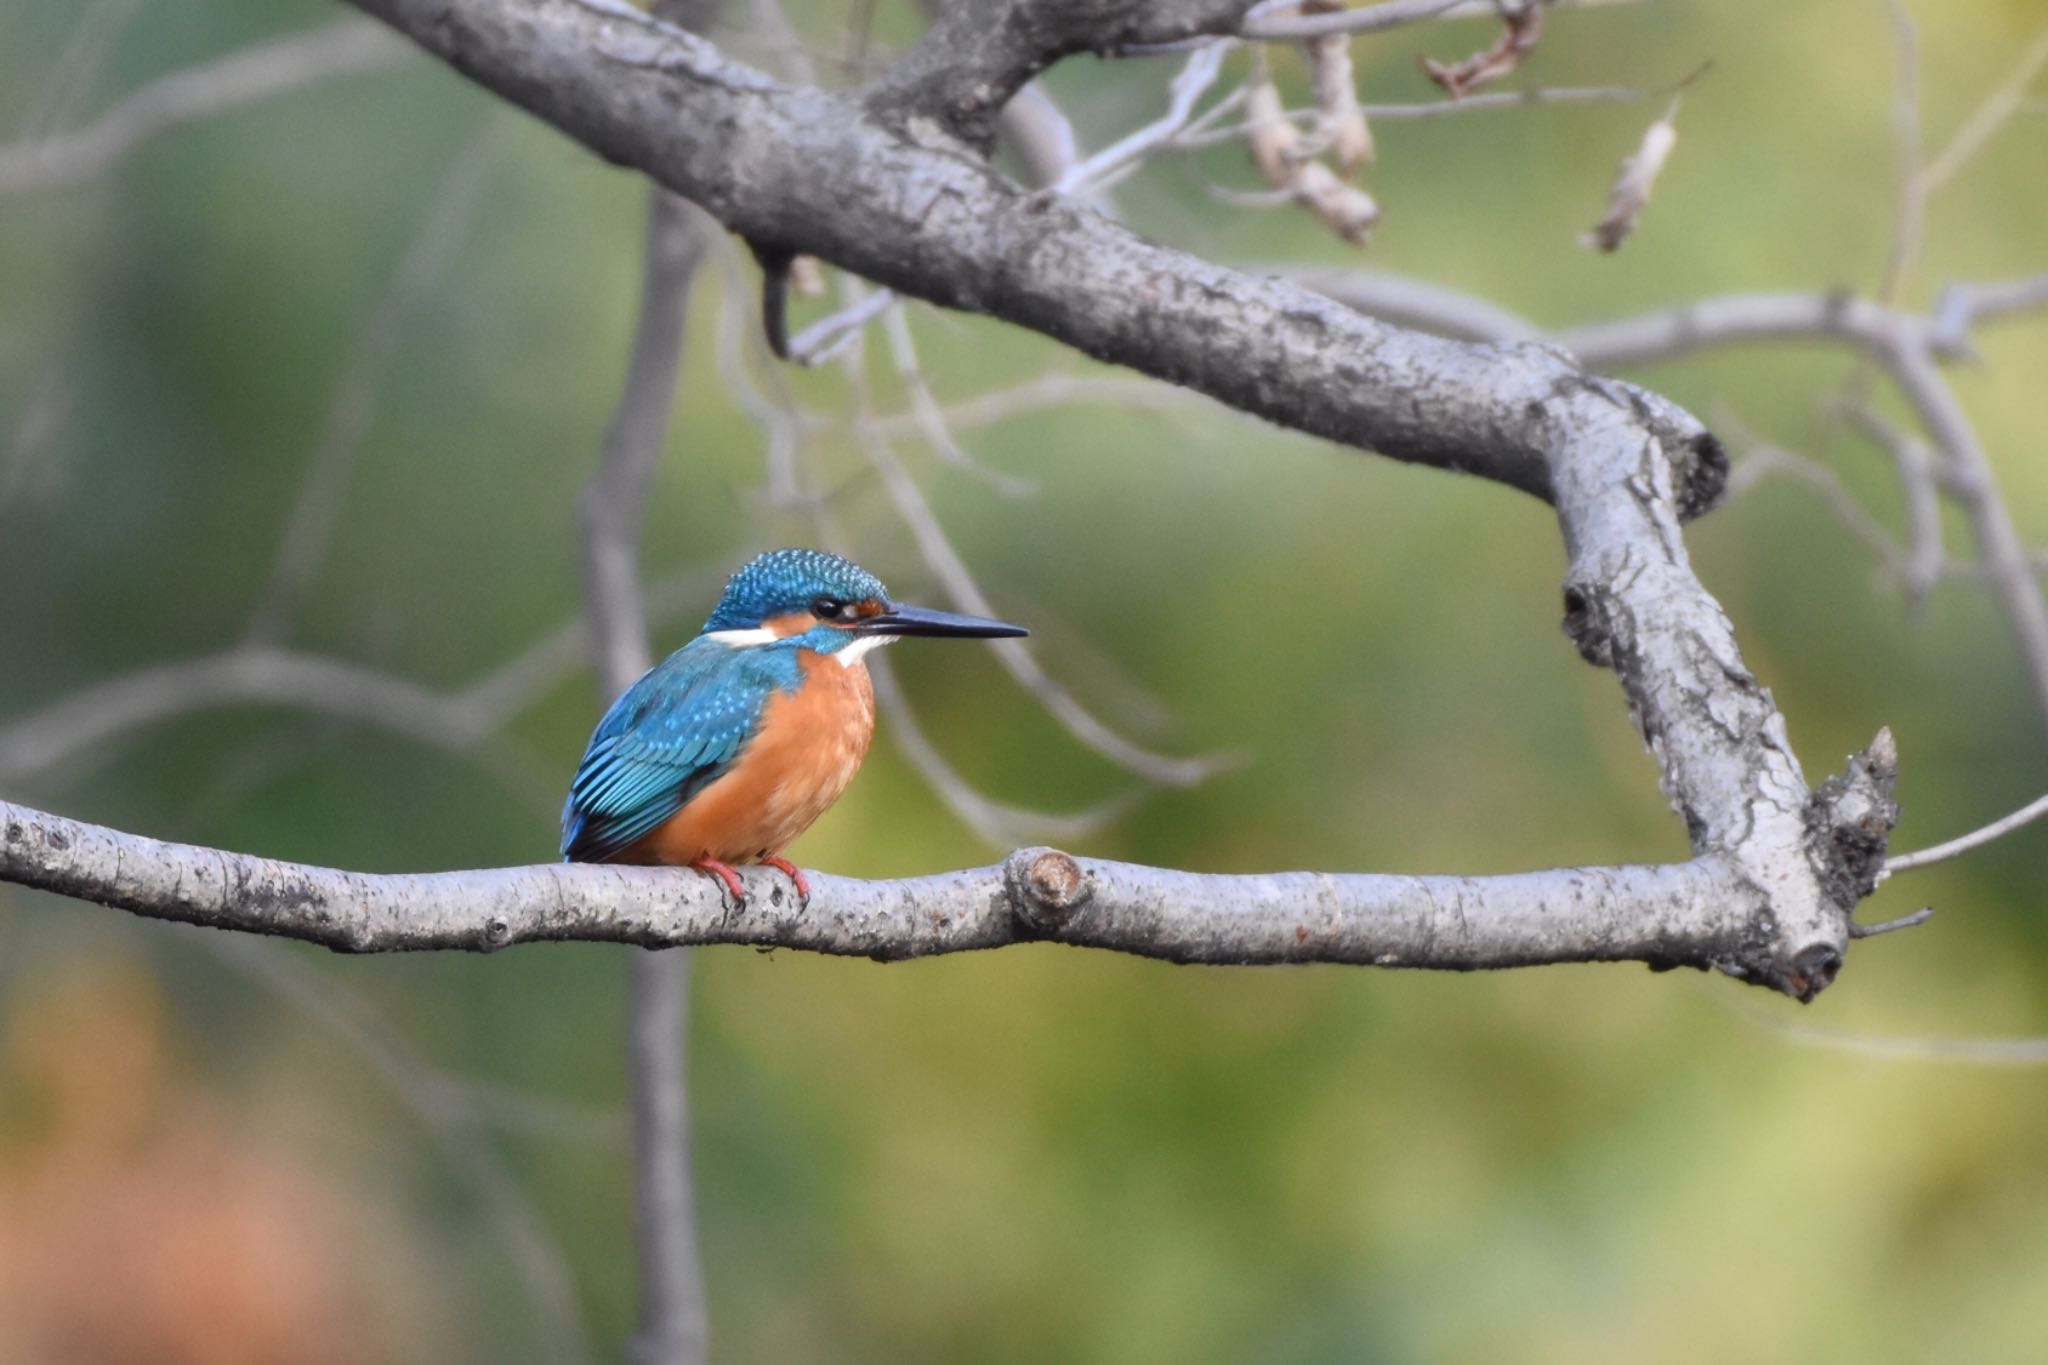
[4,0,2048,1361]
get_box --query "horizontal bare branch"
[3,797,1801,977]
[0,646,496,782]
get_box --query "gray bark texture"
[0,0,1912,999]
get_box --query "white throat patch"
[834,634,900,667]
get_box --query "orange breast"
[626,650,876,867]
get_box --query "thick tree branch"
[5,797,1876,983]
[336,0,1718,509]
[870,0,1251,138]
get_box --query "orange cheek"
[763,612,820,638]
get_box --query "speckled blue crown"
[702,548,890,631]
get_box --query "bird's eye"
[810,596,845,620]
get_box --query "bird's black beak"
[856,603,1028,639]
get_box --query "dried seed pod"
[1245,78,1303,187]
[1294,160,1380,243]
[1302,1,1372,173]
[1582,102,1679,252]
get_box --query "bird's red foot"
[759,854,811,906]
[690,857,748,907]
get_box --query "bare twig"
[1239,0,1636,41]
[712,243,809,502]
[867,372,1231,437]
[1834,398,1943,601]
[811,276,1218,822]
[784,288,895,366]
[0,20,409,199]
[578,189,714,1365]
[1928,271,2048,359]
[1722,990,2048,1067]
[0,565,725,795]
[1885,792,2048,873]
[879,306,1034,496]
[0,646,534,785]
[850,405,1233,787]
[1722,431,1917,582]
[1240,0,1463,43]
[1848,907,1933,938]
[1874,0,1923,305]
[1172,83,1655,150]
[245,124,503,642]
[1919,22,2048,194]
[869,655,1140,846]
[18,0,149,144]
[1050,42,1231,198]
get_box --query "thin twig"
[245,123,504,642]
[1049,42,1231,197]
[1240,0,1463,43]
[1919,22,2048,194]
[1835,397,1943,602]
[879,305,1034,496]
[851,390,1233,787]
[1874,0,1923,306]
[0,20,409,199]
[784,287,895,366]
[1928,271,2048,359]
[579,189,713,1365]
[806,282,1201,831]
[1885,792,2048,873]
[867,654,1140,847]
[1849,907,1933,938]
[18,0,149,144]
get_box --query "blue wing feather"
[560,638,806,862]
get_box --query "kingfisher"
[560,548,1026,903]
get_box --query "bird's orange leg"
[759,854,811,906]
[690,857,749,906]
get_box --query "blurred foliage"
[4,0,2048,1361]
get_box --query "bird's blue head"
[700,548,1027,658]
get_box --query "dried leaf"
[1421,1,1545,99]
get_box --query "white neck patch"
[704,627,779,646]
[834,634,899,667]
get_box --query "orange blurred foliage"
[0,958,432,1365]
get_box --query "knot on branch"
[1673,430,1728,521]
[1004,846,1093,934]
[1805,726,1902,910]
[1560,582,1613,667]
